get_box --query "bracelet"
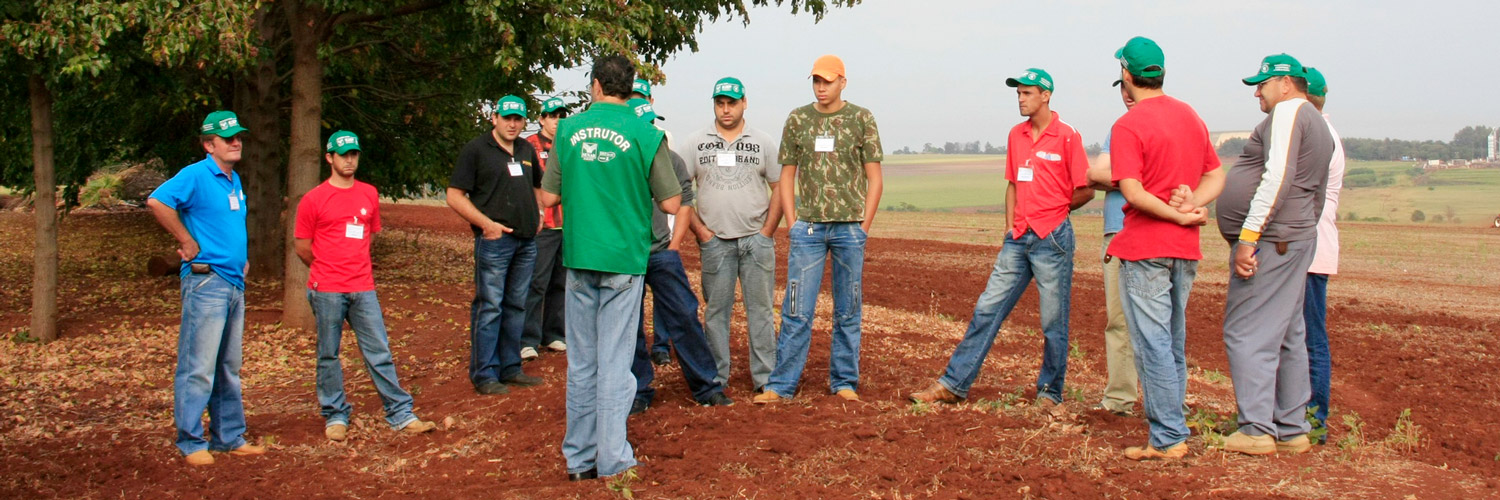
[1235,239,1257,249]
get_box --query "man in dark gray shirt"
[1213,54,1333,456]
[624,98,733,414]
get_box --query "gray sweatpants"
[1223,238,1315,439]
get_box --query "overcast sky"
[548,0,1500,150]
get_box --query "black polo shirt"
[449,131,543,238]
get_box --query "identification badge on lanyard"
[1017,167,1035,182]
[814,135,835,153]
[507,161,524,177]
[345,216,365,239]
[228,192,240,211]
[539,152,549,160]
[716,152,737,167]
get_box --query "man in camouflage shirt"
[755,55,883,404]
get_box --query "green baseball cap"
[496,95,527,118]
[200,110,248,138]
[1115,36,1165,78]
[627,97,659,122]
[632,79,652,98]
[1005,68,1054,92]
[1304,67,1327,97]
[1243,53,1304,85]
[713,77,745,99]
[540,97,568,114]
[325,130,362,154]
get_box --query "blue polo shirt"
[149,156,249,289]
[1102,133,1126,235]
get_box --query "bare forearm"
[779,165,798,225]
[670,206,694,249]
[147,199,193,245]
[294,239,314,267]
[1120,180,1186,222]
[445,187,493,228]
[539,190,560,208]
[1069,187,1096,211]
[761,182,783,235]
[861,162,882,230]
[1004,183,1016,235]
[1190,168,1226,208]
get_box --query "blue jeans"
[308,290,418,430]
[1120,257,1197,450]
[470,235,536,386]
[173,271,247,455]
[632,251,725,405]
[1304,273,1330,441]
[938,221,1074,402]
[562,269,644,477]
[767,221,865,396]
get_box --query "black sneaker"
[629,398,650,416]
[502,372,544,387]
[700,393,734,407]
[650,351,671,366]
[476,381,509,395]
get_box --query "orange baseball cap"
[811,55,845,80]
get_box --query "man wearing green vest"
[539,55,682,481]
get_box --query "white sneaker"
[546,340,567,352]
[520,347,539,360]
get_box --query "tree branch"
[331,0,451,28]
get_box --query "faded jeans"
[766,221,865,397]
[562,269,644,477]
[308,290,418,430]
[1304,273,1331,441]
[699,232,777,389]
[173,271,247,455]
[470,235,536,386]
[1120,257,1197,450]
[937,220,1074,402]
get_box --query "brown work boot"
[834,389,860,402]
[1276,434,1312,454]
[1220,431,1275,455]
[228,443,268,456]
[752,390,783,404]
[184,450,214,466]
[909,383,962,404]
[325,423,348,442]
[401,420,437,434]
[1123,442,1189,461]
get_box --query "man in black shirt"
[447,94,545,395]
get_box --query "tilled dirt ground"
[1,206,1497,499]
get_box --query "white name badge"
[228,193,240,211]
[716,152,737,167]
[345,223,365,239]
[507,161,523,177]
[814,135,835,152]
[1017,167,1035,182]
[539,152,549,160]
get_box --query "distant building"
[1489,129,1497,161]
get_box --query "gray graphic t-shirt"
[679,125,781,239]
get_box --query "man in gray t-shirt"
[681,77,782,391]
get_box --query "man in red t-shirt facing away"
[910,67,1093,408]
[1105,37,1225,461]
[294,130,437,442]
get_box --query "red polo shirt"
[294,180,381,293]
[1005,111,1089,239]
[525,132,563,228]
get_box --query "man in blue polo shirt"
[147,110,268,466]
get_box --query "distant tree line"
[1215,125,1495,161]
[892,141,1104,156]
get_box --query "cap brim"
[810,70,841,81]
[1242,74,1271,85]
[1112,79,1123,87]
[330,145,361,154]
[214,126,248,138]
[1004,78,1023,88]
[498,110,526,118]
[713,91,744,100]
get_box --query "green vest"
[553,102,665,275]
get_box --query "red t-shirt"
[525,133,563,228]
[294,180,381,292]
[1005,112,1089,239]
[1106,96,1221,261]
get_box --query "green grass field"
[878,157,1500,226]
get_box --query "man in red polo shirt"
[910,68,1092,407]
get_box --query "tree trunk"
[29,74,58,343]
[238,5,287,280]
[281,0,325,331]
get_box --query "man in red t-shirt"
[910,68,1092,408]
[1104,37,1225,461]
[521,97,570,360]
[294,131,436,442]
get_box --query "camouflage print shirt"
[777,102,883,222]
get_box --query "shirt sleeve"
[448,142,478,192]
[1004,128,1020,183]
[670,151,694,207]
[369,186,382,234]
[541,155,562,195]
[777,112,799,167]
[293,190,317,240]
[528,144,543,189]
[1109,124,1145,184]
[149,168,195,210]
[648,138,684,202]
[1240,101,1305,241]
[1067,129,1090,189]
[859,109,884,164]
